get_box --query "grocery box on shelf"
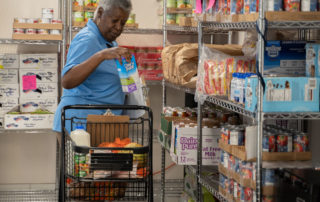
[4,106,54,129]
[19,54,58,68]
[245,77,320,112]
[170,122,220,165]
[0,54,19,68]
[0,69,18,83]
[0,98,19,116]
[19,97,58,113]
[264,41,306,76]
[19,69,58,83]
[306,43,320,77]
[19,82,58,99]
[0,83,19,98]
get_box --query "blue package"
[250,0,258,13]
[245,76,320,112]
[301,0,317,11]
[116,55,138,93]
[306,43,320,77]
[266,0,283,11]
[231,0,244,15]
[264,41,306,76]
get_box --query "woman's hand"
[99,47,131,64]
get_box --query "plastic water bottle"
[70,125,91,147]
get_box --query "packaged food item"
[265,0,283,11]
[39,18,51,23]
[293,132,309,152]
[126,13,135,24]
[243,0,250,14]
[26,18,39,23]
[185,0,193,8]
[73,11,84,22]
[166,14,176,24]
[167,0,177,8]
[116,55,139,93]
[14,18,26,23]
[37,29,49,34]
[229,128,244,146]
[50,29,61,35]
[277,132,292,152]
[284,0,301,11]
[74,152,89,177]
[42,8,54,14]
[52,19,62,24]
[176,13,185,24]
[84,11,94,22]
[73,0,84,7]
[26,28,36,34]
[42,13,54,19]
[263,132,277,152]
[250,0,259,13]
[177,0,185,8]
[70,126,91,147]
[301,0,317,11]
[92,0,98,7]
[13,28,25,34]
[231,0,244,14]
[84,0,92,7]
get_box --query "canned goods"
[240,185,245,202]
[74,153,89,177]
[228,154,235,170]
[220,150,225,164]
[52,19,62,24]
[37,29,49,34]
[26,18,39,23]
[301,0,318,11]
[277,133,293,152]
[223,152,229,168]
[84,11,94,22]
[84,0,92,7]
[176,13,185,25]
[92,0,98,7]
[50,29,61,35]
[166,14,176,25]
[231,0,244,14]
[249,0,259,13]
[26,29,37,34]
[39,18,51,24]
[42,13,54,19]
[263,169,275,186]
[243,0,250,14]
[167,0,177,8]
[177,0,185,8]
[13,28,25,34]
[284,0,301,11]
[42,8,54,14]
[73,0,84,7]
[233,181,238,198]
[230,128,244,146]
[266,0,283,11]
[73,12,84,22]
[14,18,26,23]
[244,187,253,201]
[229,179,234,195]
[241,162,253,179]
[263,132,276,152]
[294,132,309,152]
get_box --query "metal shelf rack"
[164,80,196,94]
[0,38,61,45]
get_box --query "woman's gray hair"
[94,0,132,18]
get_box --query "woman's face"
[96,7,129,42]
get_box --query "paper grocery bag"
[86,114,129,147]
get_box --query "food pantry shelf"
[0,191,58,202]
[164,81,195,94]
[262,161,313,169]
[0,38,60,45]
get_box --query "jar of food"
[167,0,177,8]
[84,11,94,22]
[73,12,84,22]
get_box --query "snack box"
[245,77,320,112]
[0,69,18,83]
[20,69,58,83]
[19,82,58,99]
[19,97,58,113]
[19,54,58,68]
[0,54,19,68]
[0,84,19,98]
[264,41,306,76]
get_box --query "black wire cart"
[59,105,153,201]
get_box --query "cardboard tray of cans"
[13,23,62,30]
[12,34,62,41]
[219,141,256,162]
[213,11,320,23]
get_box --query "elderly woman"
[53,0,132,133]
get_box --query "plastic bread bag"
[116,55,146,118]
[242,31,258,58]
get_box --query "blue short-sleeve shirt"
[53,19,125,132]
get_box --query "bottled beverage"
[70,125,91,147]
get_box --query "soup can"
[13,28,25,34]
[277,132,292,152]
[167,0,177,8]
[263,132,276,152]
[229,128,244,146]
[50,30,61,35]
[52,19,62,24]
[26,29,37,34]
[14,18,26,23]
[42,8,54,14]
[244,187,253,201]
[294,132,309,152]
[39,18,51,24]
[37,29,49,34]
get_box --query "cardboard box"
[19,97,58,113]
[170,124,220,165]
[160,114,182,135]
[0,54,19,68]
[19,82,58,99]
[4,107,54,129]
[0,84,19,98]
[0,69,18,83]
[20,69,58,83]
[264,41,306,76]
[19,54,58,68]
[306,43,320,77]
[0,98,19,116]
[245,77,320,112]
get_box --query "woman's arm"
[62,47,131,89]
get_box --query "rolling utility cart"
[59,105,153,201]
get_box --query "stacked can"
[293,132,309,152]
[262,169,276,186]
[265,0,283,11]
